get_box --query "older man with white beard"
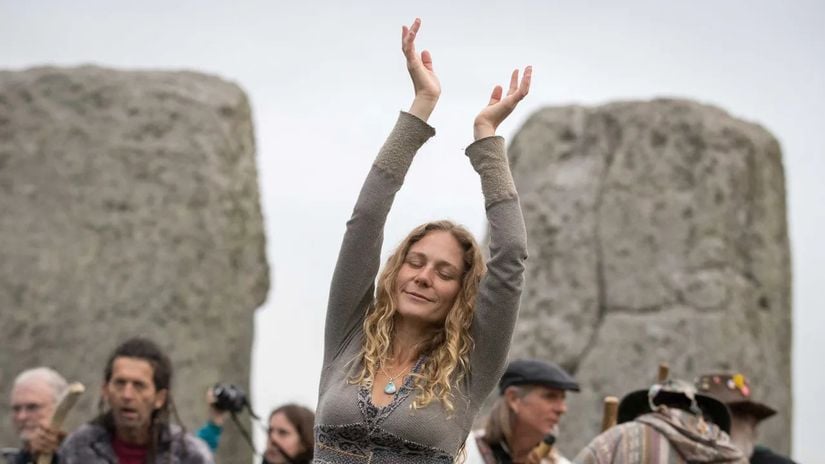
[3,367,68,464]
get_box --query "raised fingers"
[401,18,421,59]
[421,50,433,71]
[518,66,533,97]
[507,69,519,96]
[488,85,503,106]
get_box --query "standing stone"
[506,99,791,456]
[0,66,269,463]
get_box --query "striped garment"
[573,408,746,464]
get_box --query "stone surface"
[505,99,791,456]
[0,66,269,463]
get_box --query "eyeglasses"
[11,403,46,415]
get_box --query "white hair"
[13,367,68,404]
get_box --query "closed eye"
[438,270,458,280]
[405,253,425,268]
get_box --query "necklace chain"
[378,360,413,395]
[379,361,410,381]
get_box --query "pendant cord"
[379,362,411,383]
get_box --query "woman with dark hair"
[263,404,314,464]
[314,18,531,463]
[195,401,314,464]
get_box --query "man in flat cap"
[695,372,796,464]
[467,358,580,464]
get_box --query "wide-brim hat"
[617,379,732,433]
[499,358,580,393]
[695,372,777,422]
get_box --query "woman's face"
[264,411,304,464]
[394,230,465,325]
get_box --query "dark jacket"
[1,447,60,464]
[750,446,797,464]
[2,447,62,464]
[58,423,213,464]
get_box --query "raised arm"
[403,18,441,122]
[474,66,532,140]
[323,19,439,366]
[467,67,532,400]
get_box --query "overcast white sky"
[2,1,822,461]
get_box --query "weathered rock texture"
[506,99,791,456]
[0,66,269,463]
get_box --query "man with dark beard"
[58,337,212,464]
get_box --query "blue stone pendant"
[384,381,397,395]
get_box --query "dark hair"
[96,337,184,463]
[269,404,315,464]
[103,337,173,392]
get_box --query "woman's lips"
[404,290,433,302]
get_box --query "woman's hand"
[473,66,532,140]
[402,18,440,122]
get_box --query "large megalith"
[0,66,269,463]
[506,99,791,456]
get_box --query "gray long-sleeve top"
[314,112,527,463]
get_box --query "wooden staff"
[601,396,619,431]
[657,363,669,383]
[36,382,85,464]
[532,434,556,460]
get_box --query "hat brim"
[541,379,580,392]
[728,401,777,422]
[617,389,732,433]
[500,379,581,393]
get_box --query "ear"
[504,387,521,413]
[154,389,168,410]
[100,381,109,403]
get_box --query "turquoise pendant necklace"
[379,363,410,395]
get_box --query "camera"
[211,383,247,413]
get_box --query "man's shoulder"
[168,428,213,464]
[574,421,650,463]
[751,446,797,464]
[58,423,113,463]
[62,423,108,447]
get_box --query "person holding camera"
[195,385,314,464]
[195,387,231,453]
[314,18,531,463]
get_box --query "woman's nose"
[413,267,434,286]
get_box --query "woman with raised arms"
[314,18,532,463]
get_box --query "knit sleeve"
[465,136,528,402]
[323,112,435,367]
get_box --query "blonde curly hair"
[350,220,486,412]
